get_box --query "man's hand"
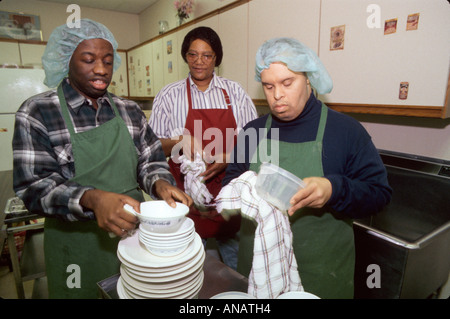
[287,177,332,216]
[80,189,140,237]
[153,179,193,208]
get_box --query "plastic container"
[255,163,306,212]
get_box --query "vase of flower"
[174,0,194,26]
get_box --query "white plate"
[120,264,204,291]
[121,271,204,299]
[118,231,202,268]
[210,291,256,299]
[120,271,204,299]
[119,248,201,274]
[276,291,320,299]
[117,276,130,299]
[123,248,205,281]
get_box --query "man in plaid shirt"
[12,19,192,298]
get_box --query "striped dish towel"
[216,171,303,298]
[179,152,214,207]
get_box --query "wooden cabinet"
[0,41,21,66]
[0,41,46,68]
[128,45,152,97]
[19,43,46,68]
[151,38,164,96]
[110,51,129,97]
[162,33,179,86]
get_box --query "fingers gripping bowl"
[124,200,189,233]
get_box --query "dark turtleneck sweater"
[223,92,392,219]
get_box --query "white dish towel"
[179,152,214,207]
[216,171,303,298]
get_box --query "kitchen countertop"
[97,253,249,299]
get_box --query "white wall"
[353,114,450,161]
[138,0,237,43]
[0,0,140,49]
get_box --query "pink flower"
[174,0,194,19]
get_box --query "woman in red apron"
[150,27,257,269]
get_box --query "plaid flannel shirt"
[13,79,174,221]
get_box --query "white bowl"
[128,201,189,233]
[139,232,195,246]
[255,162,306,212]
[143,241,191,257]
[139,217,194,238]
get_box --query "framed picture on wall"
[0,11,43,41]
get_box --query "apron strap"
[57,83,121,135]
[186,77,232,110]
[263,101,328,142]
[316,103,328,142]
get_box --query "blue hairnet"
[42,19,121,88]
[255,37,332,94]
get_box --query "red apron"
[168,79,241,239]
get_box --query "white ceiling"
[41,0,159,14]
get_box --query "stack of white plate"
[117,218,205,299]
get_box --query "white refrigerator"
[0,68,51,171]
[0,68,51,211]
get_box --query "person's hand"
[153,179,193,208]
[80,189,140,237]
[200,161,227,181]
[287,177,332,216]
[200,151,228,181]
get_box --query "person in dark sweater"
[223,37,392,298]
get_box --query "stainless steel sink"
[353,150,450,299]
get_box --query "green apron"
[44,84,144,298]
[237,103,355,299]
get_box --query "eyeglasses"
[186,52,215,63]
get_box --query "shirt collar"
[188,72,226,92]
[61,78,112,114]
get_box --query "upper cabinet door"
[218,2,249,92]
[162,33,179,86]
[247,0,321,99]
[0,42,21,66]
[111,51,128,97]
[19,43,46,68]
[151,38,164,97]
